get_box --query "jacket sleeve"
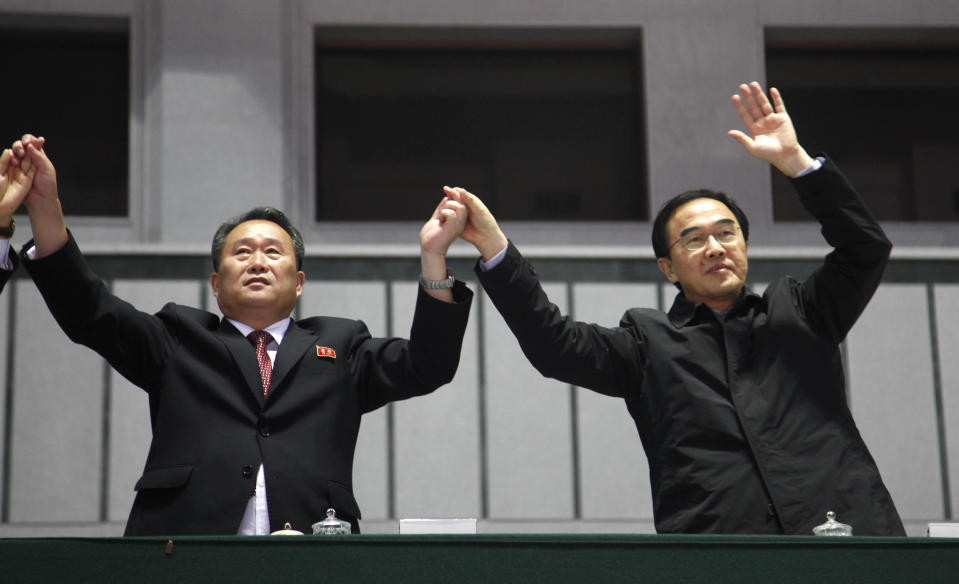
[0,245,16,294]
[20,232,176,390]
[790,156,892,343]
[354,281,474,413]
[475,242,643,397]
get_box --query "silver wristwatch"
[419,272,455,290]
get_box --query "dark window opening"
[314,28,647,222]
[766,28,959,222]
[0,14,130,217]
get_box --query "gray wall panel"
[846,284,942,526]
[485,284,574,519]
[758,0,954,24]
[933,284,959,517]
[300,281,387,328]
[644,2,768,229]
[0,286,8,515]
[106,280,200,523]
[9,280,103,522]
[392,281,481,519]
[158,0,286,244]
[354,407,388,521]
[301,281,389,520]
[572,283,656,521]
[473,0,648,24]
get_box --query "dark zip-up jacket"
[476,158,904,535]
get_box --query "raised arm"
[419,192,468,303]
[728,82,815,177]
[728,84,891,342]
[445,186,640,396]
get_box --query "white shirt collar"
[227,317,292,346]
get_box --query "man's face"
[210,220,304,325]
[656,198,748,311]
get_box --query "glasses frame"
[669,223,742,253]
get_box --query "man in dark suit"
[11,134,473,535]
[443,83,904,535]
[0,141,39,292]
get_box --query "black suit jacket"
[0,246,16,293]
[23,234,473,536]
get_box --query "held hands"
[9,134,57,206]
[728,82,815,177]
[419,194,469,302]
[420,194,469,258]
[5,134,66,257]
[0,146,37,224]
[443,186,507,262]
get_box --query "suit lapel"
[271,320,317,394]
[217,319,266,405]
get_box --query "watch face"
[420,274,455,289]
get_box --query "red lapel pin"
[316,346,336,360]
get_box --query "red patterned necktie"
[248,330,273,397]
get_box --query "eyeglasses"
[669,224,741,252]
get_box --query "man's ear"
[210,273,220,298]
[657,257,678,284]
[295,271,305,297]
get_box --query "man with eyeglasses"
[445,82,904,535]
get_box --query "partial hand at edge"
[0,147,37,224]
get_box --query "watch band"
[419,272,455,290]
[0,217,14,239]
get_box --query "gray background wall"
[1,0,958,537]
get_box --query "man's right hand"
[443,186,508,262]
[9,134,67,257]
[0,145,37,227]
[11,135,57,206]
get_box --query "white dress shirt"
[227,317,291,535]
[0,238,12,270]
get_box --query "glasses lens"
[683,234,706,251]
[717,229,738,243]
[683,227,738,251]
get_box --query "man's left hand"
[728,82,815,177]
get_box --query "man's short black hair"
[211,207,305,271]
[651,189,750,259]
